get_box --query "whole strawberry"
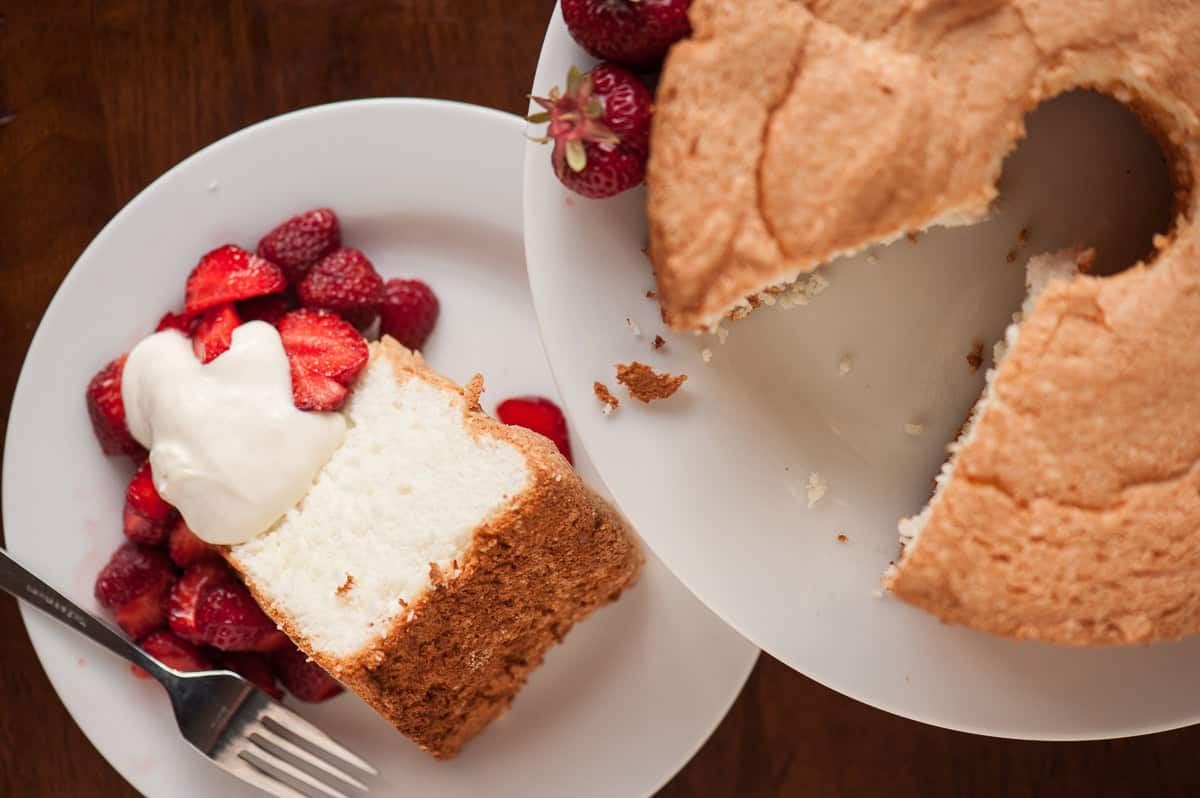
[529,64,653,199]
[256,208,342,285]
[298,247,384,329]
[380,279,439,351]
[562,0,692,68]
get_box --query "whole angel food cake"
[87,207,641,758]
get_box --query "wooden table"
[2,2,1199,795]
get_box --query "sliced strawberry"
[184,244,286,314]
[168,560,236,643]
[496,396,574,465]
[272,645,343,702]
[95,543,175,609]
[256,208,341,285]
[380,278,439,351]
[139,630,214,673]
[192,303,241,364]
[237,293,294,327]
[114,578,173,639]
[196,582,279,652]
[167,519,217,568]
[277,309,367,411]
[123,460,177,545]
[287,362,348,412]
[155,310,197,335]
[220,652,284,699]
[297,248,383,328]
[86,355,146,460]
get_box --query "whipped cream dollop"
[121,322,346,545]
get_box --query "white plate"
[523,7,1200,740]
[2,99,758,798]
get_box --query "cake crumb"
[700,347,713,364]
[838,354,854,376]
[836,533,849,543]
[806,472,828,508]
[652,335,666,350]
[645,289,657,299]
[715,325,729,345]
[779,272,830,309]
[866,253,879,264]
[335,574,355,597]
[1018,226,1030,246]
[966,341,984,372]
[1006,247,1018,263]
[906,231,919,243]
[594,381,620,414]
[206,179,220,193]
[615,361,688,402]
[463,373,485,411]
[904,421,925,437]
[626,317,642,337]
[872,589,885,599]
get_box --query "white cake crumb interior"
[232,354,530,658]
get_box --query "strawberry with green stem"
[529,64,653,199]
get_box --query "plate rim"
[3,96,758,797]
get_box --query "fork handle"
[0,547,171,681]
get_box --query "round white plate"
[523,7,1200,740]
[2,99,758,798]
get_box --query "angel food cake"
[229,339,642,757]
[87,209,641,758]
[645,0,1200,645]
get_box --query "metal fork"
[0,548,377,798]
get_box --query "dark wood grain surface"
[2,2,1200,796]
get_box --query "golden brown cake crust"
[648,0,1199,331]
[615,361,688,403]
[229,337,643,757]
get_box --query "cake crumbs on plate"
[206,179,221,193]
[615,361,687,403]
[594,381,620,415]
[700,347,713,364]
[645,289,657,299]
[806,472,828,508]
[966,340,984,372]
[836,533,849,543]
[625,317,642,337]
[335,573,355,597]
[715,325,729,345]
[652,335,666,351]
[838,354,854,376]
[904,421,925,437]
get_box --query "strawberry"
[496,396,574,464]
[529,65,653,199]
[156,310,197,335]
[138,631,213,673]
[114,578,173,639]
[95,543,175,609]
[272,645,343,702]
[168,560,236,643]
[561,0,692,68]
[184,244,287,314]
[297,248,384,328]
[220,652,284,699]
[192,302,241,364]
[123,460,177,545]
[167,519,217,568]
[256,208,341,285]
[197,582,278,652]
[237,293,295,327]
[277,309,368,411]
[86,355,146,459]
[379,279,439,351]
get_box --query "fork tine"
[238,747,351,798]
[249,726,368,793]
[258,704,378,777]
